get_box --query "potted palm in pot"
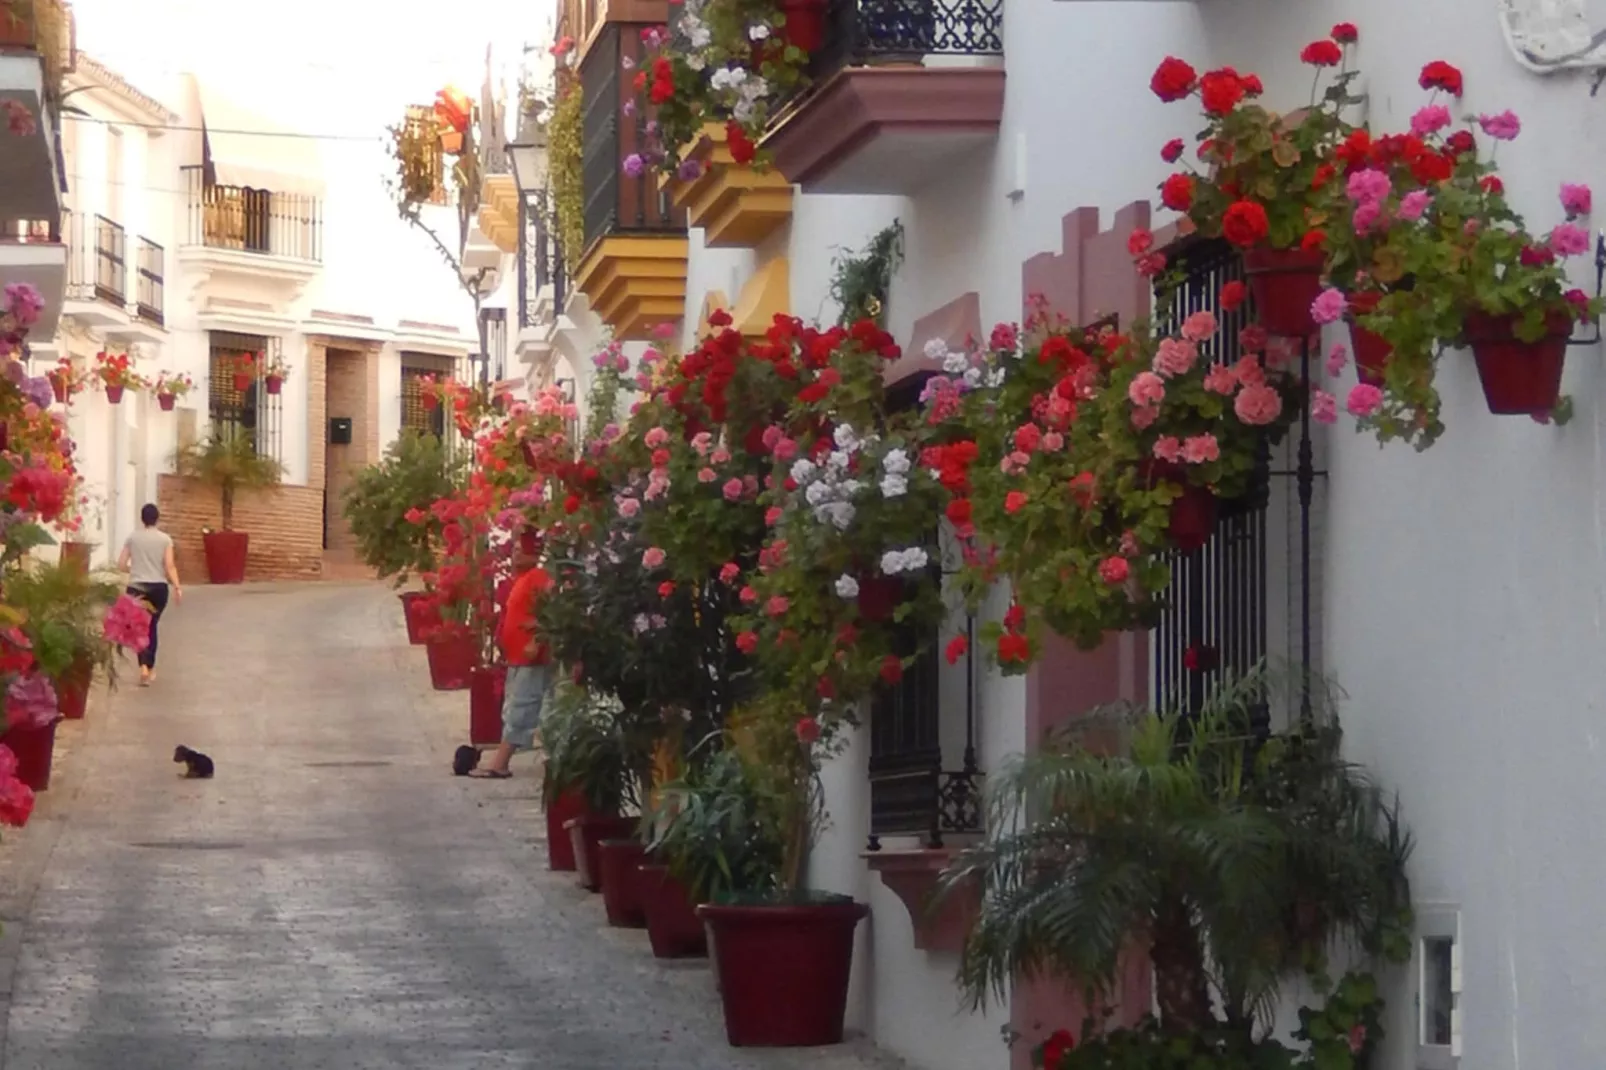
[3,560,125,721]
[173,431,285,585]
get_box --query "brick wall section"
[306,340,327,491]
[323,348,381,555]
[156,474,325,583]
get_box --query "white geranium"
[827,449,851,471]
[804,480,831,507]
[880,475,907,498]
[834,574,860,598]
[984,366,1006,388]
[833,423,858,450]
[790,458,817,484]
[881,546,930,575]
[883,448,910,475]
[826,502,856,530]
[963,366,982,389]
[710,66,746,91]
[748,23,770,39]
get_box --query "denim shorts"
[501,665,549,749]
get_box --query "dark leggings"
[127,583,169,669]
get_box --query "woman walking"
[118,503,183,686]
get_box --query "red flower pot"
[157,393,176,411]
[423,393,440,410]
[58,540,91,575]
[232,372,253,392]
[104,385,124,405]
[399,591,438,645]
[1465,310,1573,415]
[55,655,92,721]
[7,720,57,792]
[468,664,506,746]
[638,863,708,958]
[1242,246,1326,338]
[779,0,827,52]
[1140,461,1218,553]
[48,373,66,404]
[699,898,869,1046]
[565,814,637,892]
[544,789,589,871]
[855,574,905,623]
[202,530,250,584]
[265,374,283,395]
[597,839,649,928]
[1347,290,1392,387]
[424,632,477,691]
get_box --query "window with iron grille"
[401,355,453,439]
[208,331,283,462]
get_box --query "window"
[1416,906,1463,1069]
[208,331,282,460]
[400,354,453,439]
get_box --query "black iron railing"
[93,214,125,305]
[579,23,681,257]
[182,166,323,262]
[802,0,1003,85]
[135,237,163,325]
[518,189,567,328]
[208,331,283,462]
[401,362,449,438]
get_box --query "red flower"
[1218,280,1247,312]
[1220,200,1269,247]
[1198,68,1246,115]
[735,631,759,654]
[1004,491,1028,515]
[1311,163,1336,190]
[649,56,676,104]
[1149,56,1197,102]
[1160,138,1184,163]
[1127,228,1153,256]
[879,655,903,684]
[1003,603,1026,632]
[1330,22,1358,43]
[726,120,756,165]
[796,715,822,743]
[1481,175,1504,195]
[657,581,675,597]
[815,676,835,700]
[1160,173,1195,211]
[1445,129,1476,157]
[1242,73,1263,95]
[1300,229,1327,253]
[1300,39,1342,66]
[1418,60,1464,96]
[945,498,972,524]
[997,633,1031,665]
[562,494,581,514]
[1042,1029,1076,1070]
[944,634,969,665]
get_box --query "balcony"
[666,123,793,249]
[0,0,72,225]
[60,211,168,345]
[517,189,569,366]
[0,214,65,339]
[177,165,322,329]
[761,0,1005,194]
[135,238,165,327]
[572,20,688,341]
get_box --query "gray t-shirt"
[124,528,172,585]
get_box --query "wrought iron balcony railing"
[803,0,1004,82]
[135,237,164,325]
[518,190,568,330]
[181,166,323,263]
[93,213,125,305]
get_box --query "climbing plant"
[828,220,903,327]
[549,82,585,276]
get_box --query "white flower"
[985,366,1006,388]
[963,366,982,389]
[748,23,770,39]
[710,66,747,91]
[790,459,817,484]
[827,502,856,530]
[883,448,910,475]
[880,475,907,498]
[942,351,968,375]
[633,614,651,634]
[833,423,858,450]
[827,449,851,471]
[687,22,712,48]
[923,337,949,362]
[839,478,864,497]
[834,574,860,598]
[687,53,707,71]
[804,480,831,507]
[881,546,929,575]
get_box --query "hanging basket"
[232,372,253,392]
[778,0,828,52]
[48,372,67,404]
[1242,246,1326,338]
[265,374,283,396]
[1464,310,1573,416]
[104,385,124,405]
[1347,290,1393,388]
[1140,461,1218,554]
[157,393,176,411]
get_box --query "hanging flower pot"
[104,385,124,405]
[544,789,590,871]
[1242,246,1326,338]
[1140,461,1218,554]
[55,655,93,721]
[638,862,708,958]
[232,371,253,392]
[7,720,57,792]
[778,0,828,53]
[468,664,506,745]
[48,372,66,404]
[1464,309,1574,415]
[1347,290,1393,388]
[265,374,283,396]
[597,839,649,928]
[157,392,176,411]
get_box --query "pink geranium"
[721,478,744,501]
[1561,183,1593,219]
[1310,388,1338,425]
[5,673,56,730]
[1182,433,1220,464]
[104,593,153,652]
[1128,371,1165,407]
[642,547,666,568]
[1153,337,1198,378]
[1233,383,1284,426]
[1346,384,1384,416]
[1152,436,1183,463]
[1179,310,1217,342]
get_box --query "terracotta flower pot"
[48,373,66,404]
[104,385,124,405]
[544,790,589,871]
[1464,309,1573,415]
[424,632,477,691]
[638,863,708,958]
[1347,290,1392,387]
[468,664,506,746]
[232,372,253,392]
[440,128,464,156]
[1140,461,1218,553]
[399,591,437,646]
[202,530,250,584]
[55,655,93,721]
[779,0,827,52]
[565,814,637,892]
[265,374,283,395]
[1242,246,1326,338]
[597,839,649,928]
[699,898,869,1046]
[157,393,176,411]
[58,540,91,575]
[7,720,57,792]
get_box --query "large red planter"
[48,372,67,404]
[58,540,91,575]
[424,633,477,691]
[1347,290,1392,387]
[468,664,506,746]
[7,721,57,792]
[202,530,249,584]
[597,839,649,928]
[544,789,589,871]
[1465,310,1573,415]
[565,814,637,892]
[232,372,253,392]
[55,655,92,721]
[1242,246,1326,338]
[699,898,869,1046]
[779,0,827,52]
[638,863,708,958]
[399,591,438,645]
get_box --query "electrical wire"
[62,112,386,142]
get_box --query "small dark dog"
[452,745,481,777]
[173,745,214,779]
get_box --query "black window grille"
[208,331,283,461]
[401,358,450,439]
[519,189,566,329]
[135,238,164,325]
[93,214,125,306]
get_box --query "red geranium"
[1160,138,1184,163]
[1299,39,1343,66]
[1149,56,1197,102]
[1220,199,1269,247]
[1041,1029,1076,1070]
[1418,60,1464,96]
[1330,22,1358,43]
[1198,68,1247,115]
[1160,173,1195,211]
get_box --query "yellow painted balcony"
[478,173,519,254]
[575,234,689,341]
[666,125,792,249]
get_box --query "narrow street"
[0,584,904,1070]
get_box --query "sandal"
[467,768,512,779]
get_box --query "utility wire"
[62,112,386,142]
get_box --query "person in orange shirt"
[470,530,552,779]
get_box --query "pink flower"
[1477,110,1521,141]
[5,674,56,730]
[1345,168,1391,205]
[1182,433,1220,464]
[764,506,783,525]
[1153,337,1198,378]
[1561,182,1593,219]
[617,497,640,518]
[1550,222,1590,257]
[691,431,714,455]
[1234,383,1284,425]
[711,448,731,464]
[642,547,667,568]
[1325,343,1349,377]
[1098,557,1130,585]
[1152,436,1183,463]
[1310,288,1347,326]
[1203,364,1238,395]
[1239,324,1268,353]
[1263,337,1295,370]
[1128,371,1166,407]
[1232,355,1266,387]
[697,467,717,483]
[764,595,789,617]
[1346,383,1384,416]
[719,562,740,584]
[1352,200,1384,233]
[1180,310,1217,342]
[644,426,670,448]
[739,585,758,604]
[989,322,1018,352]
[1410,104,1452,137]
[761,425,782,449]
[1397,190,1432,221]
[1311,388,1338,425]
[772,437,797,461]
[1040,431,1065,452]
[103,595,152,652]
[722,478,744,502]
[1131,406,1160,430]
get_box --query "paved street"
[0,583,904,1070]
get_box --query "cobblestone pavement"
[0,583,911,1070]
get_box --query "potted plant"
[56,490,104,574]
[262,353,289,396]
[46,356,87,406]
[3,560,137,720]
[152,370,194,412]
[92,349,145,405]
[231,353,257,393]
[173,431,285,585]
[539,687,637,893]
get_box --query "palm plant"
[941,663,1413,1039]
[173,431,283,530]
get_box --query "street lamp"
[506,142,547,198]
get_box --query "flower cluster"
[153,371,195,398]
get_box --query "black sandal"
[467,769,512,779]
